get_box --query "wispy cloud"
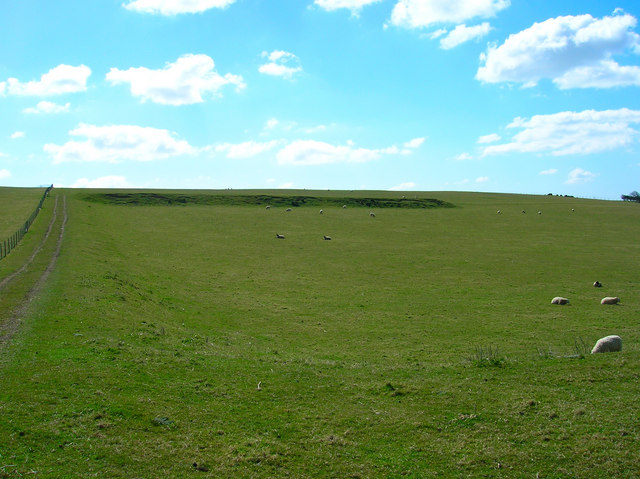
[72,176,132,188]
[0,64,90,96]
[10,131,25,139]
[440,23,491,49]
[215,140,281,158]
[566,168,597,184]
[389,181,416,190]
[539,168,558,175]
[259,51,303,79]
[45,124,197,164]
[122,0,237,15]
[390,0,509,29]
[23,101,70,114]
[107,54,245,105]
[482,108,640,156]
[314,0,382,15]
[477,133,501,144]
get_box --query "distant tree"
[621,191,640,202]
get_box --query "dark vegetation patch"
[81,192,455,209]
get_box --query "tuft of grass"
[466,345,505,367]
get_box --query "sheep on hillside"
[591,335,622,354]
[551,297,569,305]
[319,209,323,214]
[497,210,501,214]
[265,205,271,210]
[370,212,376,217]
[538,211,542,215]
[593,281,602,288]
[323,235,331,240]
[286,208,292,212]
[601,297,620,305]
[276,234,285,239]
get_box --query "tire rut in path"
[0,195,68,348]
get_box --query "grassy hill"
[1,189,639,478]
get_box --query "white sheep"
[551,297,569,305]
[276,234,285,239]
[591,335,622,354]
[319,209,323,214]
[593,281,602,288]
[323,235,331,240]
[342,205,347,209]
[497,210,501,214]
[538,211,542,215]
[286,208,292,212]
[265,205,271,210]
[370,212,376,217]
[601,297,620,305]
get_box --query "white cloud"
[477,12,640,88]
[475,176,489,183]
[389,181,416,190]
[440,23,491,49]
[215,140,280,158]
[123,0,236,15]
[10,131,25,139]
[454,152,472,160]
[107,54,245,105]
[403,137,425,148]
[0,169,11,179]
[259,50,302,79]
[277,139,402,165]
[554,60,640,89]
[72,176,131,188]
[23,101,70,114]
[539,168,558,175]
[477,133,501,144]
[1,64,91,96]
[566,168,597,184]
[314,0,382,14]
[44,124,197,164]
[390,0,509,29]
[482,108,640,157]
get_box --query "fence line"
[0,185,53,260]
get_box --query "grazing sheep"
[276,234,285,239]
[538,211,542,215]
[601,297,620,305]
[551,297,569,305]
[286,208,292,212]
[323,235,331,240]
[571,208,575,212]
[370,212,376,217]
[497,210,501,214]
[522,210,526,214]
[593,281,602,288]
[342,205,347,209]
[265,205,271,210]
[319,209,323,214]
[591,335,622,354]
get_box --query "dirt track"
[0,195,68,347]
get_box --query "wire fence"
[0,185,53,261]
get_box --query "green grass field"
[1,188,639,478]
[0,187,47,239]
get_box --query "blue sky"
[1,0,639,199]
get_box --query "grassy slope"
[1,190,639,478]
[0,187,48,238]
